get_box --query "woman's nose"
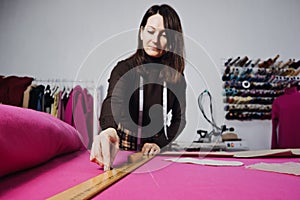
[151,32,159,43]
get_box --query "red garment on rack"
[272,86,300,148]
[0,76,33,107]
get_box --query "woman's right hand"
[90,128,119,171]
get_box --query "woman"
[90,4,186,170]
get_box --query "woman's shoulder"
[111,56,136,76]
[173,73,187,86]
[111,57,135,77]
[107,57,140,85]
[167,73,187,92]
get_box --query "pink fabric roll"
[0,104,84,177]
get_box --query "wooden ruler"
[47,152,153,200]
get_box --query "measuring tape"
[47,152,154,200]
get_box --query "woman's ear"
[140,27,144,41]
[165,44,170,52]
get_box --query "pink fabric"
[99,156,300,200]
[1,150,300,200]
[272,87,300,148]
[0,104,83,177]
[0,150,131,199]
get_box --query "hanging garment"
[51,90,60,117]
[64,89,74,126]
[0,76,33,107]
[22,85,33,108]
[64,85,93,149]
[43,85,53,114]
[28,85,45,111]
[58,88,70,121]
[272,86,300,148]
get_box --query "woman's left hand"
[141,143,161,155]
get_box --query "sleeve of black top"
[99,61,133,130]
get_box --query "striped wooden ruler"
[47,152,153,200]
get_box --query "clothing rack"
[33,78,98,146]
[33,78,94,83]
[33,78,103,141]
[1,75,101,148]
[33,78,96,91]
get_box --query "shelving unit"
[222,55,300,120]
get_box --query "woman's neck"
[143,50,164,64]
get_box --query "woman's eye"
[147,30,155,34]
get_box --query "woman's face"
[140,14,167,58]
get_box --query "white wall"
[1,0,300,150]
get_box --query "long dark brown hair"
[131,4,185,83]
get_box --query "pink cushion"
[0,104,84,177]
